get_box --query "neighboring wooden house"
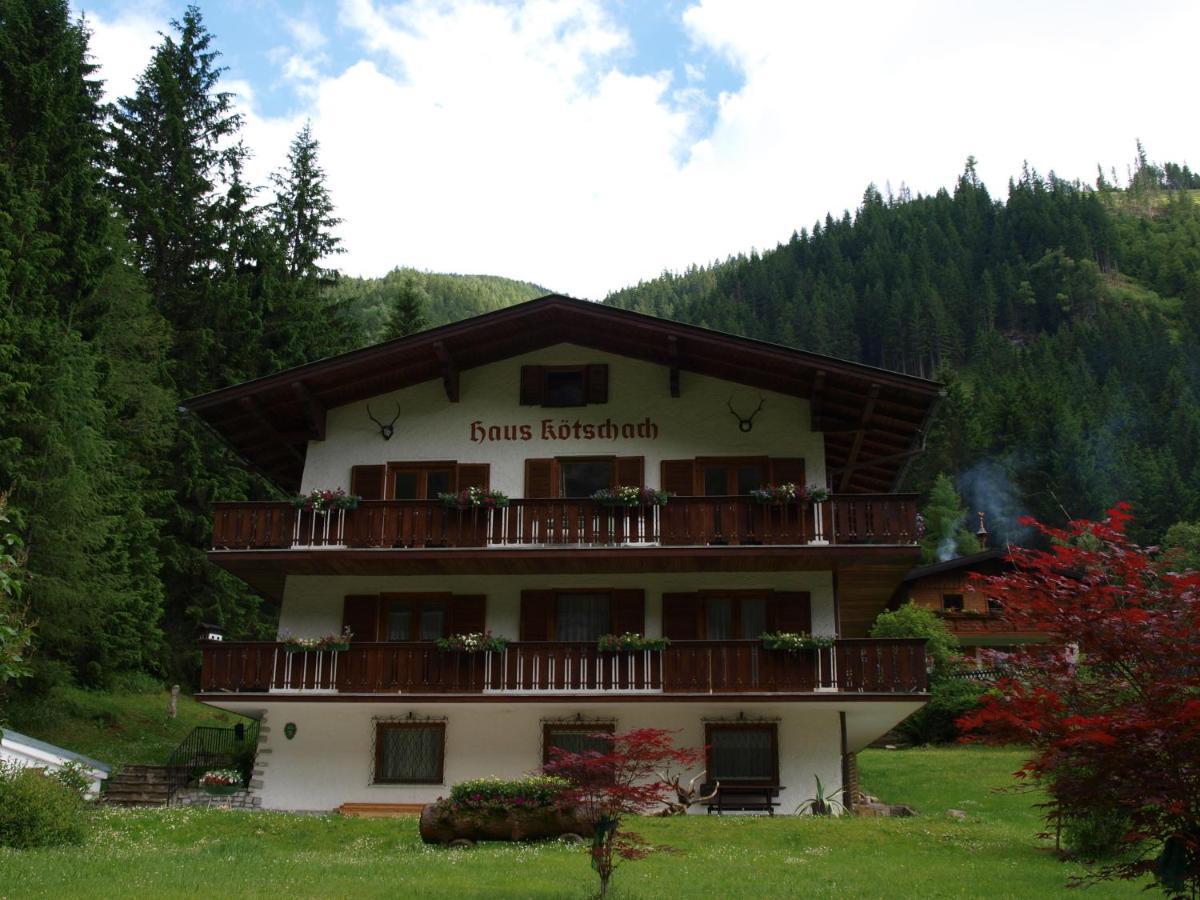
[0,728,110,796]
[183,295,942,813]
[890,550,1042,661]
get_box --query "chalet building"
[185,295,941,813]
[890,550,1040,662]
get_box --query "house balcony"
[198,637,929,702]
[211,495,919,552]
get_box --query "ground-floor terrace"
[198,699,924,813]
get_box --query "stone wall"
[173,788,262,810]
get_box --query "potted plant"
[289,487,360,513]
[321,627,353,652]
[198,769,243,796]
[596,633,671,652]
[435,632,510,653]
[439,487,510,510]
[761,631,835,652]
[590,486,671,508]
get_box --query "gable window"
[705,723,779,785]
[555,592,612,641]
[374,722,445,784]
[383,595,449,641]
[942,593,965,612]
[520,364,609,406]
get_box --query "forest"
[1,1,1199,693]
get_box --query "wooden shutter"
[662,593,701,640]
[524,458,558,498]
[660,460,695,496]
[350,464,386,500]
[456,464,490,490]
[519,366,544,405]
[769,458,807,486]
[586,364,609,404]
[610,589,645,635]
[615,456,644,487]
[769,591,812,634]
[342,595,380,642]
[448,595,487,635]
[519,590,555,641]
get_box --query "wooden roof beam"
[839,384,880,492]
[433,341,460,403]
[238,397,305,465]
[667,335,681,398]
[810,370,826,430]
[290,381,326,441]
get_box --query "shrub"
[0,761,90,848]
[898,677,987,744]
[869,602,960,671]
[1063,808,1132,861]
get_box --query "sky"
[76,0,1200,299]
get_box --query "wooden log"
[418,803,594,845]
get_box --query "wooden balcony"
[198,638,929,699]
[210,495,919,552]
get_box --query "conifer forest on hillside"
[2,1,1199,688]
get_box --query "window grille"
[373,721,446,784]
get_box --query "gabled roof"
[0,728,110,774]
[899,549,1010,584]
[183,294,943,492]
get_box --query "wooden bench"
[337,802,425,818]
[704,785,783,816]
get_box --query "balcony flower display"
[289,487,360,513]
[435,631,510,653]
[281,627,352,653]
[761,631,835,651]
[198,768,244,795]
[439,487,510,510]
[749,482,830,505]
[596,633,671,652]
[590,486,671,508]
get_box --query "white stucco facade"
[300,343,825,496]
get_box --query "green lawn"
[0,746,1147,898]
[2,684,252,766]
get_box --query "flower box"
[590,486,670,508]
[281,628,353,653]
[749,483,829,505]
[289,488,360,513]
[439,488,510,510]
[596,633,670,652]
[761,631,835,652]
[198,768,244,795]
[435,632,510,653]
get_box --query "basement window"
[374,722,445,784]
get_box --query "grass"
[2,683,252,766]
[0,746,1149,898]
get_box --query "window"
[705,724,779,785]
[542,722,615,765]
[388,463,456,500]
[698,458,767,496]
[703,594,768,640]
[942,593,965,612]
[384,596,448,641]
[986,597,1003,613]
[520,364,608,407]
[374,722,445,784]
[560,458,614,498]
[556,593,611,641]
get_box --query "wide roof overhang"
[183,294,943,492]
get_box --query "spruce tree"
[384,278,429,338]
[919,474,982,564]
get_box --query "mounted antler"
[727,395,765,433]
[655,769,719,815]
[366,403,401,440]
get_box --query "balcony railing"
[200,638,929,697]
[210,495,919,551]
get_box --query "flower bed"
[289,488,360,512]
[761,631,835,651]
[439,487,509,510]
[596,633,670,652]
[435,632,510,653]
[590,486,670,507]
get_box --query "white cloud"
[77,4,162,103]
[76,0,1200,299]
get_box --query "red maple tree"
[960,505,1200,896]
[542,728,705,899]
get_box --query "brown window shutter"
[768,591,812,634]
[662,592,701,640]
[350,464,386,500]
[586,364,609,404]
[610,589,645,635]
[519,590,555,641]
[660,459,695,496]
[342,595,380,642]
[456,464,490,491]
[769,458,807,485]
[615,456,644,487]
[524,458,558,498]
[519,366,544,405]
[448,595,487,635]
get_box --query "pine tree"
[384,278,429,338]
[918,474,982,564]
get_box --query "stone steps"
[102,764,175,808]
